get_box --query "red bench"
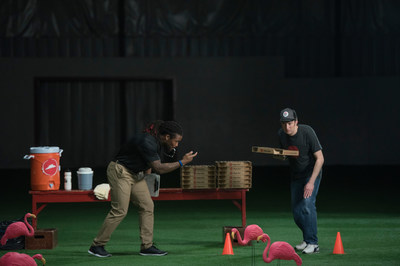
[29,188,248,230]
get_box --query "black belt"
[112,160,142,175]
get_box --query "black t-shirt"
[114,133,161,173]
[278,124,322,179]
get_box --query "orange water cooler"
[24,146,63,191]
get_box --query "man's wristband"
[178,160,183,167]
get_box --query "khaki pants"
[92,161,154,250]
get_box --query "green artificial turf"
[1,166,400,265]
[1,194,400,265]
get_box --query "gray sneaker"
[302,244,320,254]
[295,241,307,251]
[140,245,168,256]
[88,245,112,257]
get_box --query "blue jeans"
[290,171,322,245]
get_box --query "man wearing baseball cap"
[277,108,324,254]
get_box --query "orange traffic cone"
[222,232,234,255]
[333,232,345,254]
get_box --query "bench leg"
[230,190,247,227]
[32,195,37,230]
[241,190,246,227]
[32,195,48,230]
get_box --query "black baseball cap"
[280,108,297,122]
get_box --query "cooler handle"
[24,155,34,160]
[59,149,63,157]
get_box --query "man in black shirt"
[88,121,197,257]
[277,108,324,254]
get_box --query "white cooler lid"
[77,167,93,174]
[30,146,60,153]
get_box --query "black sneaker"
[88,245,112,257]
[139,245,168,256]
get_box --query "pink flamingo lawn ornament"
[0,213,36,246]
[231,224,268,245]
[0,252,46,265]
[263,234,302,266]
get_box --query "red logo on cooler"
[42,159,58,176]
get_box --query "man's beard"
[162,143,176,158]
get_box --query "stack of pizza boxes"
[216,161,252,188]
[180,165,217,189]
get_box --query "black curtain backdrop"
[1,1,400,169]
[1,0,400,77]
[35,79,173,168]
